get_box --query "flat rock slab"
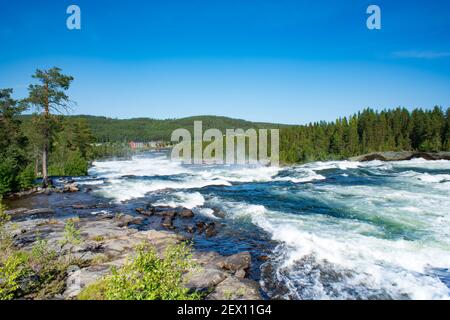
[185,267,228,291]
[207,276,262,300]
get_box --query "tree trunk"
[42,142,50,187]
[34,156,39,176]
[42,78,51,188]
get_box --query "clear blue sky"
[0,0,449,124]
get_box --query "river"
[12,150,450,300]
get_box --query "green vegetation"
[24,67,74,187]
[279,107,450,163]
[18,114,283,143]
[0,204,84,300]
[60,219,82,247]
[0,89,34,195]
[0,67,102,197]
[78,242,201,300]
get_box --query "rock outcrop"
[350,151,450,162]
[5,209,262,300]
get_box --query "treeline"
[279,107,450,163]
[18,115,282,143]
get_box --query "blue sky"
[0,0,449,124]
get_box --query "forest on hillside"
[279,106,450,163]
[18,114,283,142]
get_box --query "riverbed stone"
[185,267,228,291]
[179,208,194,218]
[218,251,251,274]
[207,276,262,300]
[63,183,79,193]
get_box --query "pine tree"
[24,68,74,187]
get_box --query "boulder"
[205,223,217,238]
[212,208,226,219]
[196,221,205,234]
[115,214,145,227]
[156,209,177,218]
[186,225,196,233]
[218,251,251,274]
[185,267,228,291]
[207,276,262,300]
[179,208,194,218]
[63,183,79,193]
[161,216,174,229]
[135,207,155,216]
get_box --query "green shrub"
[79,242,201,300]
[0,201,12,254]
[17,165,36,190]
[0,160,15,196]
[60,219,81,247]
[0,251,30,300]
[49,150,88,177]
[63,150,89,176]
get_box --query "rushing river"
[77,151,450,300]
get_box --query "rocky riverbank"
[349,151,450,162]
[3,187,264,300]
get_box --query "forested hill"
[17,106,450,164]
[18,114,285,142]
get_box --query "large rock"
[179,208,194,218]
[63,183,79,193]
[64,264,111,298]
[135,207,154,216]
[207,276,262,300]
[218,252,251,274]
[205,223,217,238]
[161,216,174,229]
[114,214,145,227]
[185,267,228,291]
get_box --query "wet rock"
[218,252,251,274]
[72,204,90,210]
[179,208,194,218]
[26,208,55,215]
[207,276,262,300]
[186,225,196,233]
[196,221,205,234]
[205,223,217,238]
[161,216,174,229]
[115,214,145,227]
[156,209,177,218]
[212,208,226,219]
[185,267,228,291]
[4,208,29,216]
[258,255,269,262]
[63,183,79,193]
[6,207,56,218]
[7,187,39,198]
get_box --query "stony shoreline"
[4,193,264,300]
[349,151,450,162]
